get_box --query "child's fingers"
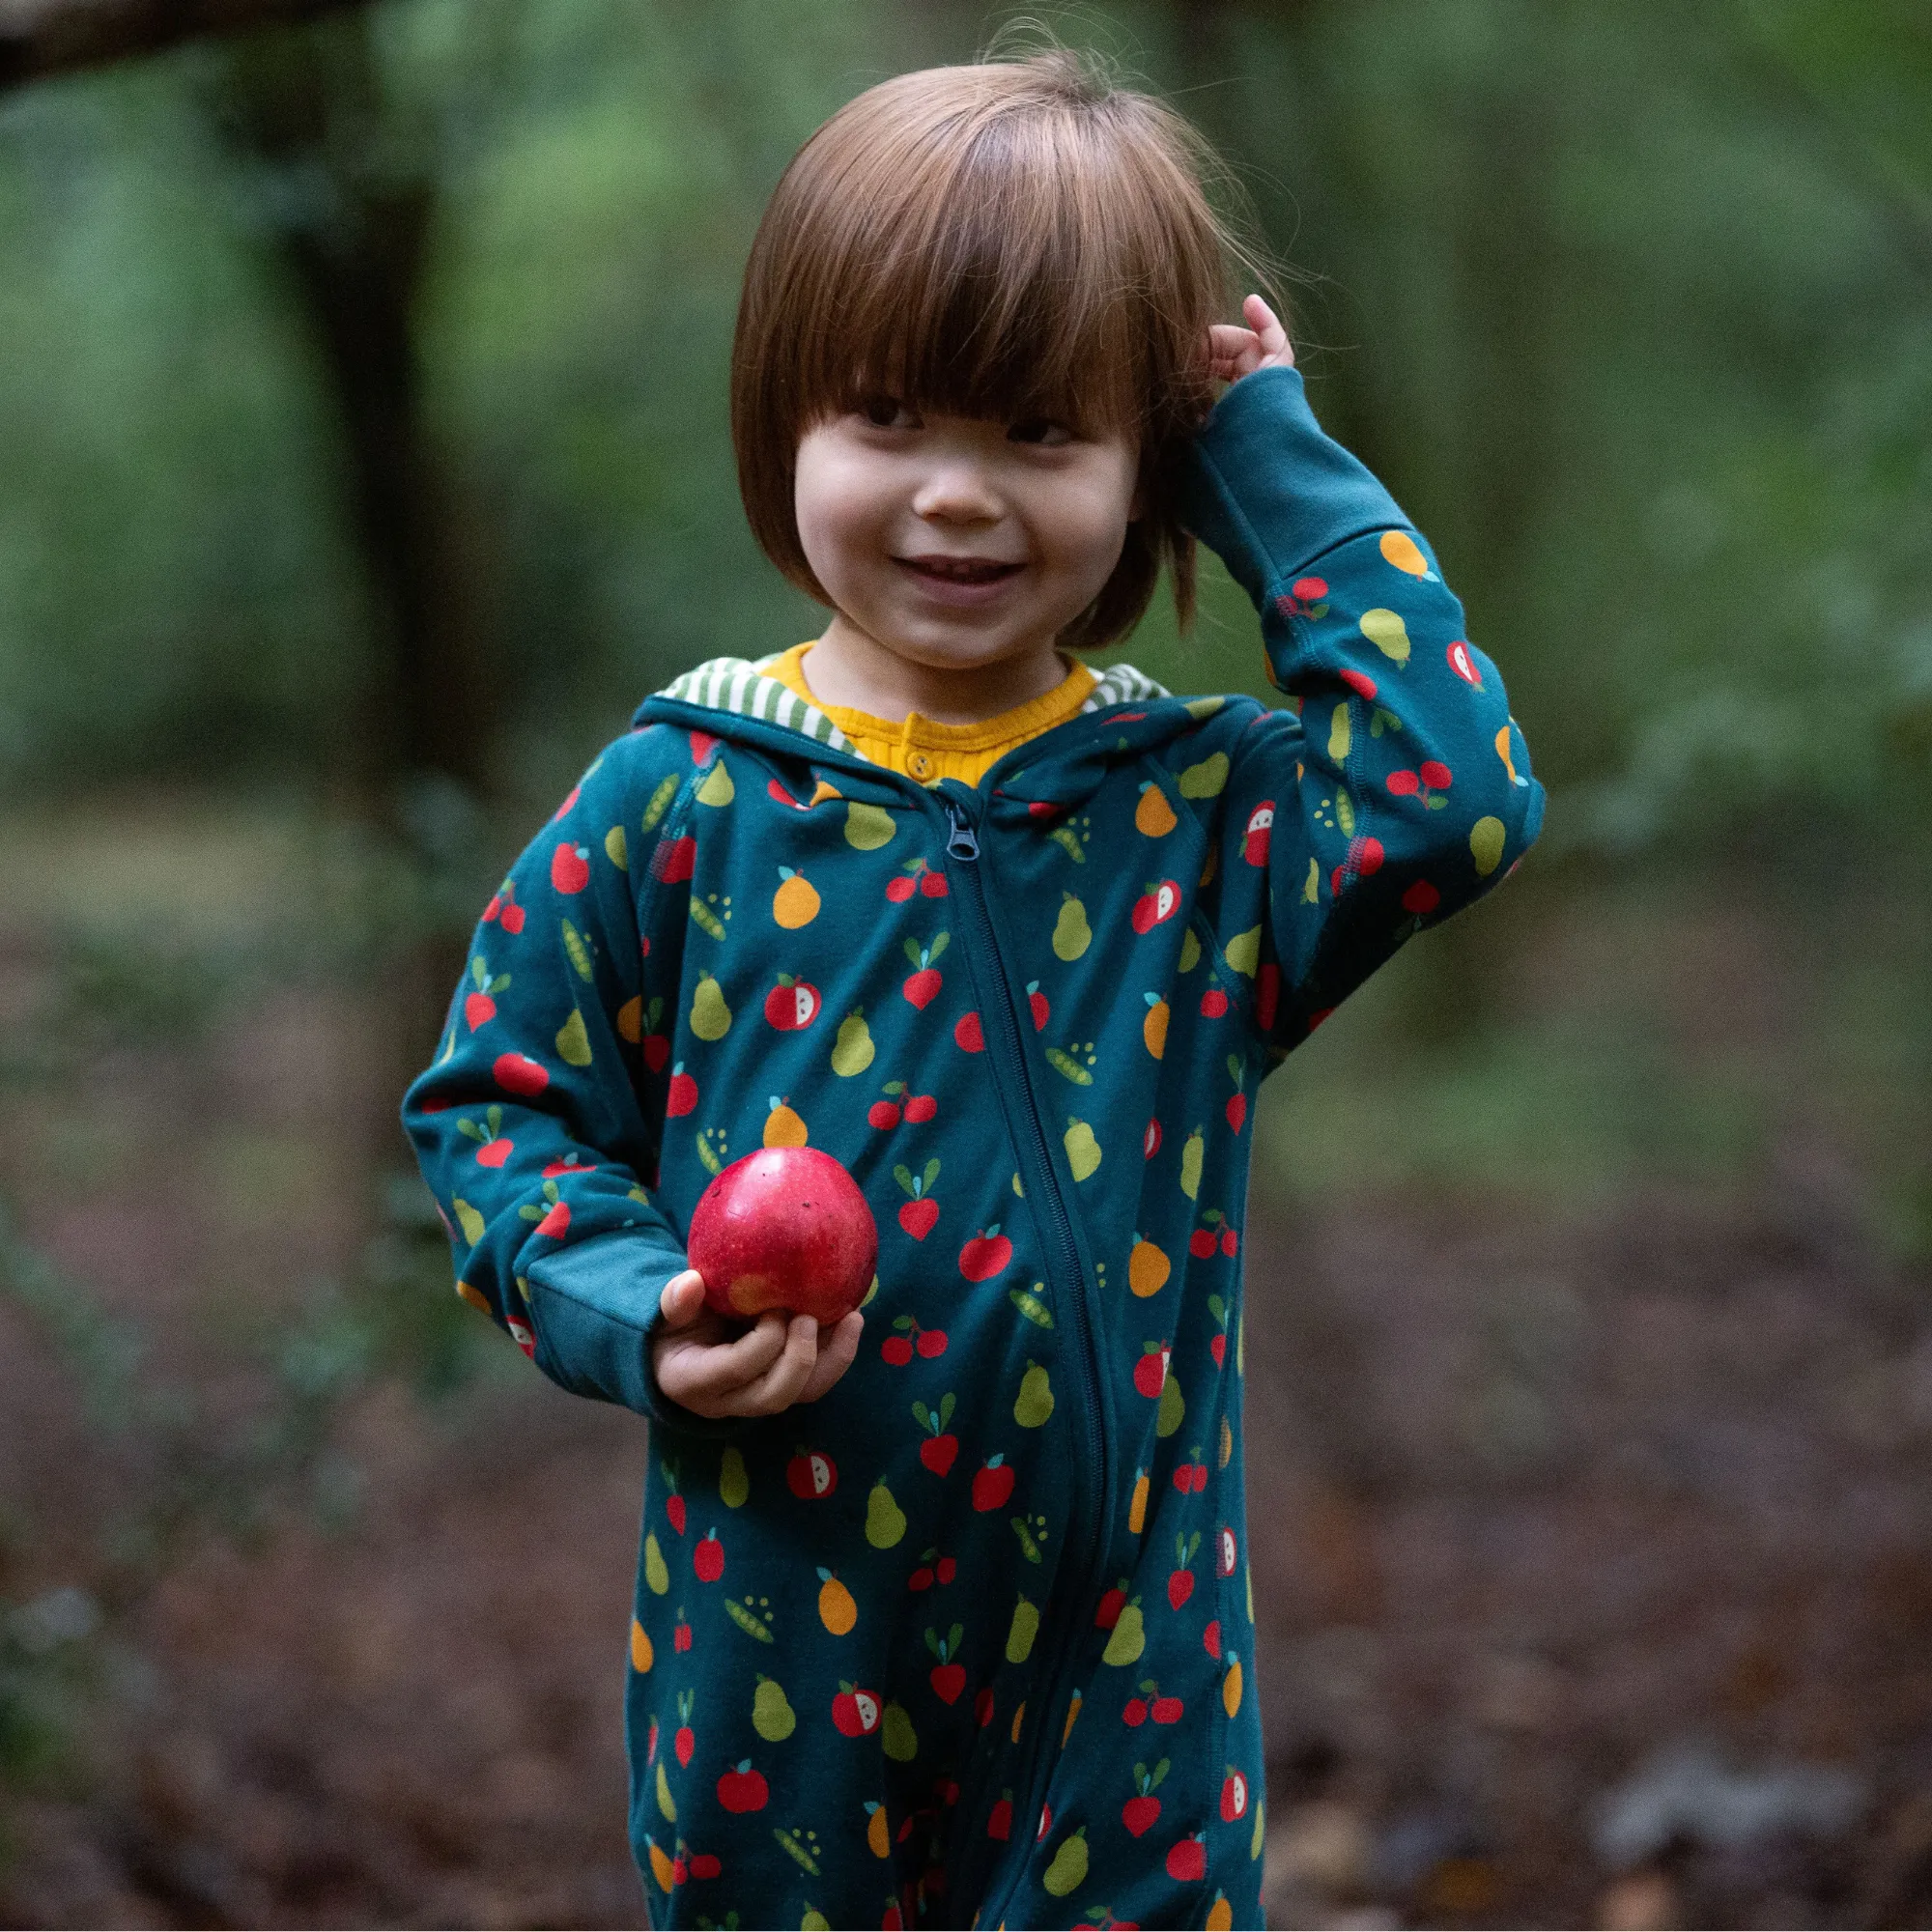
[1241,293,1293,365]
[657,1268,707,1327]
[798,1310,865,1404]
[718,1312,821,1416]
[655,1307,790,1412]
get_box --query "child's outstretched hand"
[1208,293,1294,384]
[652,1267,865,1419]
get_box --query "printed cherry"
[1122,1694,1149,1727]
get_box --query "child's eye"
[1009,418,1074,447]
[859,395,917,429]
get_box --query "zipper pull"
[945,803,980,863]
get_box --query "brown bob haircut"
[731,44,1276,654]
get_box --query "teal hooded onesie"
[403,365,1545,1930]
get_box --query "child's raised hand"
[651,1267,865,1419]
[1208,293,1294,385]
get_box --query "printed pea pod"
[1009,1284,1054,1328]
[640,773,678,832]
[725,1598,774,1642]
[1045,1044,1095,1086]
[561,919,596,982]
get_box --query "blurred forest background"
[0,0,1929,1924]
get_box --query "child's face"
[794,399,1139,675]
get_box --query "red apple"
[763,976,822,1030]
[1203,1619,1221,1658]
[494,1052,549,1097]
[958,1227,1011,1281]
[1242,801,1274,867]
[1094,1582,1127,1629]
[971,1456,1014,1512]
[688,1148,878,1323]
[688,730,718,764]
[986,1794,1012,1840]
[1447,640,1482,686]
[551,843,590,894]
[499,901,526,934]
[1133,1343,1170,1399]
[953,1011,984,1052]
[1144,1118,1162,1159]
[694,1529,724,1580]
[833,1684,881,1736]
[1027,983,1048,1031]
[1165,1834,1206,1882]
[1218,1526,1237,1577]
[769,777,808,810]
[506,1319,535,1357]
[667,1063,698,1116]
[1131,880,1181,933]
[717,1762,767,1813]
[1220,1768,1249,1821]
[651,835,696,882]
[786,1449,838,1499]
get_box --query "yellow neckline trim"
[762,642,1096,751]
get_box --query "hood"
[633,652,1240,809]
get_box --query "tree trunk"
[0,0,370,93]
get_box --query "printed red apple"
[688,1852,721,1880]
[506,1319,535,1358]
[1220,1767,1249,1821]
[553,782,582,821]
[494,1052,550,1097]
[768,777,809,810]
[786,1449,838,1499]
[1027,982,1049,1031]
[716,1761,767,1813]
[651,835,696,882]
[689,729,718,764]
[1218,1525,1237,1577]
[1447,639,1483,686]
[832,1683,882,1736]
[693,1529,724,1581]
[552,842,590,894]
[498,899,526,934]
[1094,1579,1128,1629]
[763,975,822,1030]
[1133,1342,1171,1399]
[1241,801,1275,867]
[1144,1118,1162,1160]
[667,1062,698,1116]
[986,1792,1013,1840]
[970,1455,1014,1512]
[1130,880,1181,933]
[1203,1618,1221,1658]
[958,1226,1012,1281]
[687,1147,878,1323]
[953,1011,984,1052]
[1166,1833,1207,1882]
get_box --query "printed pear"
[1064,1119,1101,1181]
[753,1675,796,1741]
[1225,925,1261,977]
[1006,1594,1039,1663]
[555,1008,593,1066]
[1157,1375,1185,1439]
[844,802,895,850]
[1179,751,1229,799]
[1179,928,1202,973]
[1360,608,1411,664]
[1470,814,1506,876]
[656,1757,676,1822]
[1052,893,1092,961]
[1014,1361,1054,1428]
[881,1700,918,1762]
[605,824,629,869]
[831,1010,875,1077]
[1042,1827,1089,1897]
[721,1445,749,1508]
[1102,1599,1145,1665]
[1327,702,1351,762]
[802,1910,830,1931]
[453,1198,486,1245]
[1179,1127,1204,1201]
[644,1532,669,1595]
[696,759,735,807]
[691,972,732,1041]
[865,1480,907,1548]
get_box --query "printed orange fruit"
[1143,996,1169,1059]
[1135,784,1178,837]
[774,867,820,928]
[1128,1238,1170,1298]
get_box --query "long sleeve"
[1174,364,1545,1060]
[400,727,734,1435]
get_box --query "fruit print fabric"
[402,364,1544,1930]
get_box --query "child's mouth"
[895,554,1024,604]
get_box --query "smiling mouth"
[895,555,1024,584]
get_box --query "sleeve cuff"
[1177,364,1416,600]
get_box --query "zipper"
[940,792,1111,1918]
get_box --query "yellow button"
[908,751,934,780]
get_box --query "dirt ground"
[1,808,1929,1929]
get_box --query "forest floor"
[0,800,1928,1930]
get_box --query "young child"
[404,47,1542,1930]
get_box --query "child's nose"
[911,460,1003,524]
